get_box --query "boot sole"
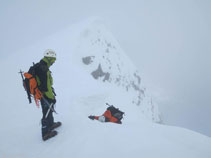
[43,131,58,141]
[50,122,62,131]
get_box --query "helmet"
[98,116,105,122]
[44,49,56,58]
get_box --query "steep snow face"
[73,19,161,122]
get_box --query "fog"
[0,0,210,136]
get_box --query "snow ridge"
[77,19,161,122]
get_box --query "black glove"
[88,115,95,120]
[46,97,56,104]
[52,98,56,104]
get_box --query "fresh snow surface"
[0,18,210,158]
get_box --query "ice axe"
[19,69,32,103]
[106,103,113,107]
[42,97,57,119]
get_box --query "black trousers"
[40,98,54,137]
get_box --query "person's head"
[43,49,56,67]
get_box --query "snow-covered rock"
[75,19,161,122]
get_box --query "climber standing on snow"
[35,49,61,141]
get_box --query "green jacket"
[36,57,55,100]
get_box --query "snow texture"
[0,17,210,158]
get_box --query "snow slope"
[0,18,210,158]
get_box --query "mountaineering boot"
[42,130,58,141]
[50,122,62,131]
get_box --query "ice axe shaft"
[45,102,54,119]
[106,103,112,107]
[19,69,32,103]
[42,97,57,119]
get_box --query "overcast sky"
[0,0,210,136]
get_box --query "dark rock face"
[82,56,95,65]
[91,64,110,82]
[78,23,161,122]
[83,55,144,106]
[81,29,146,106]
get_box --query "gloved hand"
[47,97,56,104]
[88,115,95,120]
[52,98,56,104]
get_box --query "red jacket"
[94,110,121,124]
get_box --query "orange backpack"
[20,63,43,107]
